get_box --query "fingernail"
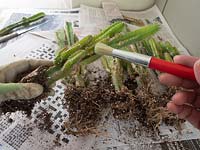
[171,94,177,101]
[167,101,173,110]
[173,55,179,61]
[194,59,200,84]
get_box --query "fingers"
[172,91,200,107]
[186,109,200,129]
[0,83,43,101]
[159,55,200,89]
[21,83,44,99]
[172,91,196,105]
[194,59,200,84]
[159,73,199,89]
[168,86,200,129]
[0,60,30,82]
[0,59,53,82]
[174,55,199,67]
[167,102,200,129]
[28,59,53,70]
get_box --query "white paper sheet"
[0,9,79,49]
[0,5,199,150]
[79,4,190,55]
[102,1,123,22]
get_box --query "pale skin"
[159,55,200,129]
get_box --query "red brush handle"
[149,57,196,81]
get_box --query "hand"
[0,59,52,102]
[159,55,200,129]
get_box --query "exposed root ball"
[135,87,183,129]
[63,78,183,136]
[63,83,135,135]
[18,65,49,89]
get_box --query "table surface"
[0,0,71,25]
[0,6,200,150]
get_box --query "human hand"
[0,59,52,102]
[159,55,200,129]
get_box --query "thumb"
[0,83,44,101]
[194,59,200,85]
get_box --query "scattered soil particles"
[0,66,182,136]
[62,77,182,136]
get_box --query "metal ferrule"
[112,49,151,67]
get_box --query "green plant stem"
[80,55,101,66]
[48,50,87,85]
[86,22,125,51]
[95,22,125,42]
[142,40,153,56]
[79,55,101,76]
[55,29,67,49]
[55,35,93,66]
[126,62,136,76]
[164,41,180,57]
[50,23,126,85]
[129,43,147,82]
[101,56,111,73]
[103,56,124,91]
[0,83,22,94]
[164,52,173,62]
[149,38,160,58]
[86,37,109,55]
[65,22,74,46]
[111,58,124,91]
[75,66,85,87]
[93,22,125,41]
[109,24,160,47]
[0,12,45,36]
[46,66,62,77]
[49,23,162,86]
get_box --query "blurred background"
[0,0,199,56]
[0,0,71,9]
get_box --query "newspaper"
[0,8,79,49]
[79,5,108,34]
[102,1,123,22]
[79,4,190,55]
[0,5,200,150]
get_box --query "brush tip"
[95,43,113,56]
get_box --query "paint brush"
[95,43,196,81]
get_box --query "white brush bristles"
[95,43,113,56]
